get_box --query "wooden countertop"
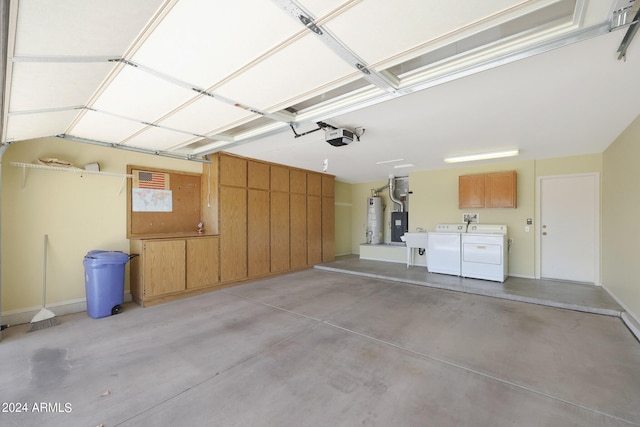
[129,232,219,240]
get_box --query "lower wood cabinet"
[186,237,219,289]
[130,235,219,307]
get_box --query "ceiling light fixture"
[393,163,415,169]
[444,149,520,163]
[375,158,404,165]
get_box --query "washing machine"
[427,224,467,276]
[461,224,508,282]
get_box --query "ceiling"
[1,0,639,183]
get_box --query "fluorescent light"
[394,163,415,169]
[376,158,404,165]
[444,149,519,163]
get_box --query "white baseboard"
[359,255,406,264]
[621,313,640,343]
[601,283,640,342]
[601,284,640,323]
[507,273,537,279]
[1,292,132,327]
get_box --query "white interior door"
[539,173,599,283]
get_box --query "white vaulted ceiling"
[2,0,639,182]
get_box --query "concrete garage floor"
[317,256,625,316]
[1,266,639,426]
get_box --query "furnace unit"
[391,211,408,243]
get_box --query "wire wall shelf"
[9,161,132,193]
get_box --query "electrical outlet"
[525,226,530,232]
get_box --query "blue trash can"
[83,250,131,319]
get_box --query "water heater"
[366,197,383,244]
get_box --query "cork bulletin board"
[127,165,202,237]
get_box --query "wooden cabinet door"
[271,165,289,192]
[219,154,247,187]
[322,197,335,262]
[248,189,270,277]
[485,171,517,208]
[290,193,307,269]
[271,191,290,272]
[307,173,321,196]
[307,195,322,266]
[459,174,485,208]
[186,237,219,289]
[322,174,335,198]
[143,239,185,297]
[248,160,270,190]
[219,186,247,282]
[290,169,306,194]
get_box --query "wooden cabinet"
[219,185,247,282]
[459,171,517,209]
[248,188,270,277]
[140,239,185,298]
[290,170,313,265]
[130,236,219,307]
[219,154,247,187]
[290,169,306,194]
[248,160,270,190]
[130,152,336,308]
[271,165,289,192]
[485,171,517,208]
[186,237,219,289]
[247,160,271,277]
[307,172,322,196]
[290,193,307,269]
[271,190,290,273]
[307,195,322,265]
[216,154,335,282]
[322,174,334,198]
[459,174,485,208]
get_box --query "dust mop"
[29,235,58,332]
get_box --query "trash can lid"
[84,250,130,264]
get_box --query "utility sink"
[401,232,429,248]
[401,232,429,268]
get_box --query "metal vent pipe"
[388,175,404,212]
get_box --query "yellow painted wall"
[334,180,352,256]
[1,137,201,313]
[535,153,602,176]
[602,114,640,320]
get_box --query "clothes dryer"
[427,224,466,276]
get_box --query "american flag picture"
[136,171,169,189]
